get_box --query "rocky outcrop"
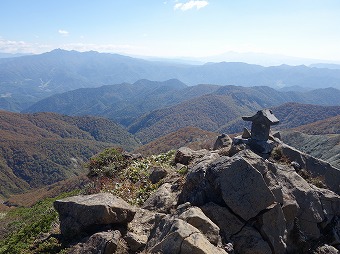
[146,215,227,254]
[54,138,340,253]
[280,144,340,194]
[54,193,136,238]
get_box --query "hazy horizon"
[1,1,340,65]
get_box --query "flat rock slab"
[54,193,136,237]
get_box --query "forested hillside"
[24,79,220,126]
[0,111,140,198]
[128,94,253,144]
[128,92,340,144]
[292,115,340,134]
[272,103,340,129]
[134,127,218,156]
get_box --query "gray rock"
[142,183,179,213]
[258,203,287,254]
[127,208,164,243]
[242,127,251,139]
[124,232,146,252]
[320,216,340,248]
[281,144,340,195]
[200,202,244,241]
[68,230,121,254]
[178,206,222,246]
[235,149,269,174]
[149,166,168,184]
[54,193,136,237]
[273,164,325,239]
[175,147,209,165]
[179,157,225,206]
[216,157,276,221]
[213,133,232,150]
[146,215,227,254]
[291,161,301,171]
[313,244,339,254]
[180,155,276,221]
[232,226,272,254]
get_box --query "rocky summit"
[54,134,340,254]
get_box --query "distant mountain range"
[309,63,340,70]
[2,49,340,112]
[23,80,340,143]
[0,111,139,198]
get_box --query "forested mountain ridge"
[0,111,140,198]
[2,49,340,112]
[24,81,340,129]
[23,79,216,126]
[127,88,340,143]
[271,102,340,129]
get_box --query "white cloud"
[0,38,51,53]
[58,29,69,36]
[174,0,208,11]
[0,37,141,55]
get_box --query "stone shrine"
[234,109,280,153]
[242,109,279,141]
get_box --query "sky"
[1,0,340,63]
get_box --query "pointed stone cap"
[242,109,279,125]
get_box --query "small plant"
[177,165,188,175]
[271,146,283,160]
[297,169,326,188]
[85,149,176,206]
[270,146,291,164]
[86,147,128,178]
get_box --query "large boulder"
[201,202,244,242]
[54,193,136,237]
[146,215,227,254]
[215,157,276,221]
[181,155,276,221]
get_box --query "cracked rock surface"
[54,141,340,253]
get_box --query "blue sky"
[1,0,340,62]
